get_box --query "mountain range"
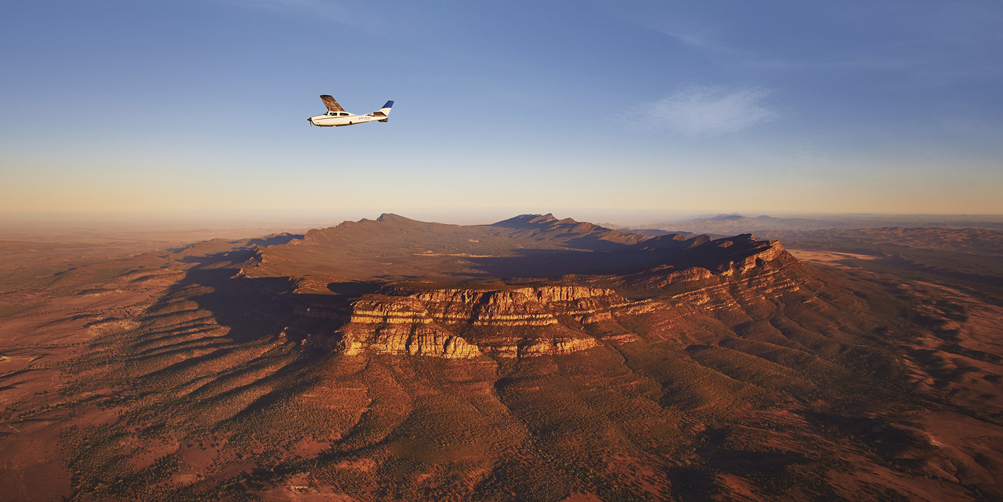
[624,213,1003,236]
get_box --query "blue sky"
[2,0,1001,224]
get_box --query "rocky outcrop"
[376,285,641,326]
[285,232,815,359]
[342,324,482,358]
[715,239,789,276]
[301,285,651,358]
[617,265,715,290]
[616,238,796,290]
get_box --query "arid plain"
[2,214,1002,501]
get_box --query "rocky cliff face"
[296,238,813,359]
[383,284,637,325]
[299,285,651,358]
[615,238,798,288]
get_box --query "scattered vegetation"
[4,221,1003,500]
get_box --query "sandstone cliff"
[284,228,814,359]
[299,285,651,358]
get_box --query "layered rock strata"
[301,285,649,358]
[295,237,811,359]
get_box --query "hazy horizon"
[3,209,1003,240]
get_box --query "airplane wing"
[320,95,346,113]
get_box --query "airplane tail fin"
[373,100,394,120]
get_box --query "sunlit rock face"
[296,239,811,359]
[302,285,647,358]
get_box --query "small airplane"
[308,95,394,127]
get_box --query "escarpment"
[299,285,650,358]
[383,284,636,325]
[288,237,814,358]
[238,215,821,359]
[613,238,806,290]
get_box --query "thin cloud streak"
[641,85,779,135]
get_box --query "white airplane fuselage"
[309,111,384,127]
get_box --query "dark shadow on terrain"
[461,237,759,280]
[668,466,721,501]
[935,299,969,322]
[561,233,640,252]
[909,348,982,388]
[493,377,515,392]
[707,450,811,493]
[167,233,303,259]
[669,427,813,499]
[633,229,700,238]
[155,252,300,344]
[190,274,296,343]
[465,249,640,278]
[938,343,1002,363]
[889,255,1003,289]
[177,249,256,265]
[221,353,328,423]
[247,233,303,247]
[327,281,384,297]
[805,413,930,463]
[137,346,243,383]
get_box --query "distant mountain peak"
[491,213,564,229]
[377,213,408,222]
[527,213,560,224]
[712,214,752,222]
